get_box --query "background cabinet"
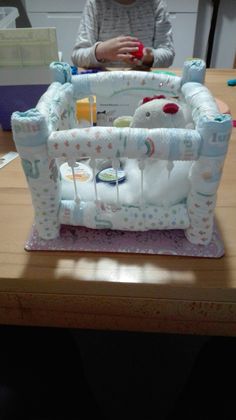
[25,0,199,67]
[167,0,199,66]
[194,0,236,68]
[25,0,86,64]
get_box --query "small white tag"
[0,152,19,169]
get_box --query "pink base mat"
[25,223,224,258]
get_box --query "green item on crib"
[151,70,176,76]
[113,116,133,127]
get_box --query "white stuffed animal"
[113,95,194,207]
[130,95,193,129]
[114,94,193,129]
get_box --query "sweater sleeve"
[151,0,175,68]
[71,0,103,68]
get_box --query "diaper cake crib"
[11,59,232,256]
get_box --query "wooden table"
[0,69,236,336]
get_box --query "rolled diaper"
[182,59,206,85]
[59,200,189,231]
[11,109,61,240]
[50,61,72,84]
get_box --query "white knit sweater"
[71,0,175,68]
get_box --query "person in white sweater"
[71,0,175,68]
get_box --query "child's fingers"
[117,53,134,62]
[118,46,139,54]
[132,58,142,66]
[120,35,139,42]
[143,47,153,56]
[141,48,154,67]
[117,53,143,65]
[119,41,140,49]
[117,53,133,59]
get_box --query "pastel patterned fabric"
[48,127,201,161]
[72,70,182,99]
[59,201,189,231]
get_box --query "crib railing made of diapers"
[11,59,232,246]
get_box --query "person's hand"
[141,47,154,67]
[95,36,140,62]
[123,47,154,68]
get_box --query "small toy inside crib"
[11,59,232,247]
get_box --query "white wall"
[193,0,212,62]
[194,0,236,68]
[211,0,236,67]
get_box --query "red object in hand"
[131,41,144,60]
